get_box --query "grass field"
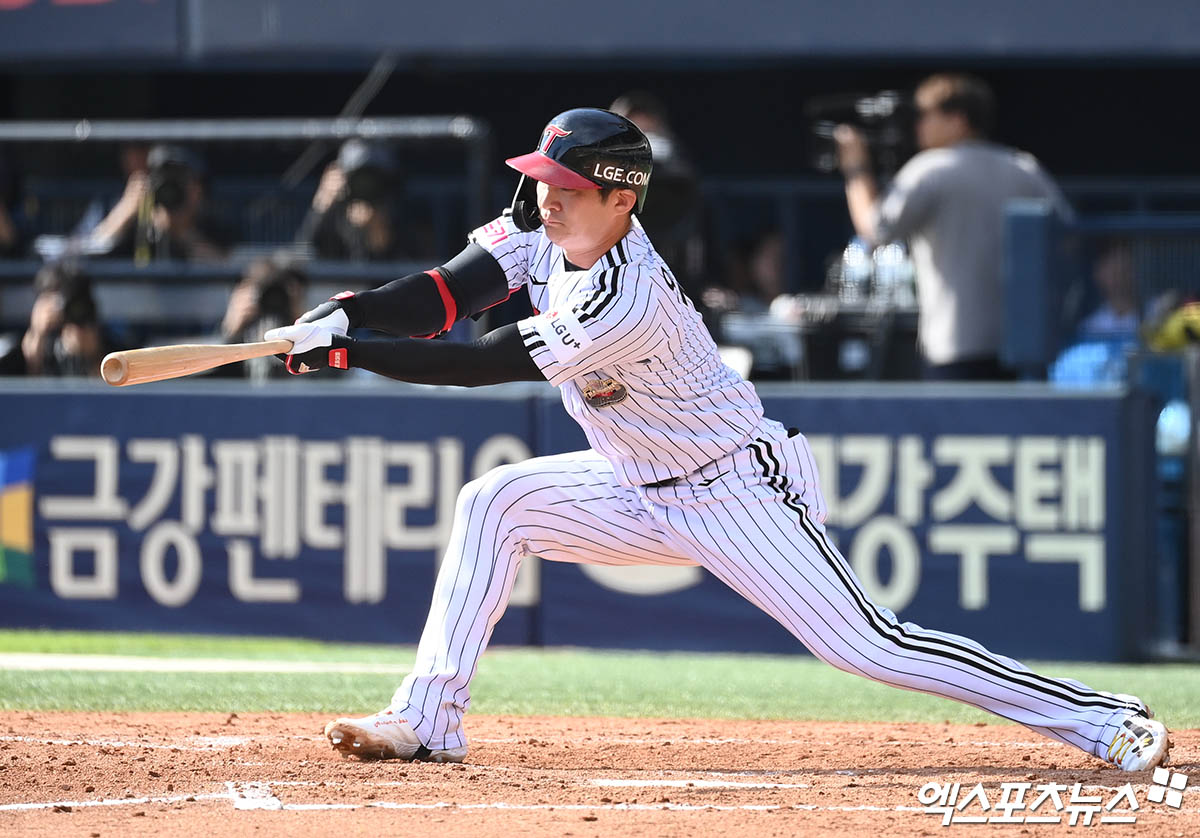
[2,629,1199,725]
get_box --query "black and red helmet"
[505,108,653,232]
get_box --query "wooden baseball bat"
[100,339,294,387]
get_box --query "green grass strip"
[1,630,1197,725]
[0,628,403,662]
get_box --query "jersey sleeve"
[874,152,945,244]
[516,263,663,387]
[467,213,540,294]
[1016,152,1076,224]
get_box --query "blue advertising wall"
[0,383,542,646]
[0,381,1158,661]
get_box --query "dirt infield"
[0,712,1195,836]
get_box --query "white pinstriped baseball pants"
[394,418,1141,755]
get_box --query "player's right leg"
[325,449,695,761]
[647,422,1170,772]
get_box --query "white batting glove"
[265,307,349,355]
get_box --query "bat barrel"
[98,339,294,387]
[100,353,129,386]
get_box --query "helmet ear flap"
[506,174,541,232]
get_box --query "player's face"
[536,181,634,257]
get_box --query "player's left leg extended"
[643,419,1170,771]
[325,449,697,760]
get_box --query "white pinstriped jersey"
[469,213,763,487]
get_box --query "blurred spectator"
[74,143,151,248]
[704,230,804,379]
[0,263,116,376]
[835,73,1073,380]
[711,229,785,315]
[102,144,235,262]
[0,150,27,258]
[217,257,308,381]
[1050,240,1142,387]
[1078,239,1139,341]
[609,91,727,308]
[296,139,432,262]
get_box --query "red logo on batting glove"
[329,348,349,370]
[332,291,355,301]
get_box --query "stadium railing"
[0,117,493,340]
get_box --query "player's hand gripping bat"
[99,339,293,387]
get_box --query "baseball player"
[266,108,1170,771]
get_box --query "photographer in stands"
[0,263,116,376]
[296,139,431,262]
[76,142,150,251]
[217,257,309,381]
[102,143,234,263]
[835,73,1072,380]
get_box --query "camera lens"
[346,168,389,204]
[152,177,187,211]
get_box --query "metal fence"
[0,117,495,341]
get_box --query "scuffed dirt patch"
[0,713,1195,836]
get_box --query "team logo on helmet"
[539,125,572,153]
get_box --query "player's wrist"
[281,334,356,375]
[328,291,365,329]
[326,334,355,370]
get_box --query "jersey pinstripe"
[392,422,1144,758]
[379,207,1153,770]
[470,213,763,487]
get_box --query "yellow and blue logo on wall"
[0,447,35,588]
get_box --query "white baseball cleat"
[1103,714,1171,772]
[1110,692,1152,717]
[324,708,467,763]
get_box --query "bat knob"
[100,353,129,386]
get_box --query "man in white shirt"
[837,74,1073,380]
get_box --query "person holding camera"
[0,263,117,376]
[296,139,432,263]
[217,257,309,381]
[835,73,1072,381]
[97,144,234,263]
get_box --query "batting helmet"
[505,108,653,232]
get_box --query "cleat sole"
[323,719,465,763]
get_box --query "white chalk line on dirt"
[0,792,228,812]
[0,653,409,674]
[7,776,1197,817]
[0,792,924,815]
[226,782,283,811]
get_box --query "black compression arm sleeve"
[346,322,544,387]
[348,272,446,336]
[350,243,509,337]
